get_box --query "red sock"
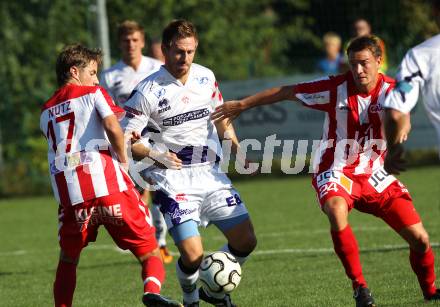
[142,256,165,294]
[53,261,77,307]
[331,225,367,289]
[410,247,437,297]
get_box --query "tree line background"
[0,0,437,196]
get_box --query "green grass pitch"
[1,165,439,306]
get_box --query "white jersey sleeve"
[383,49,424,113]
[120,91,151,134]
[95,88,116,119]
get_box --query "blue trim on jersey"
[213,213,250,232]
[169,220,200,243]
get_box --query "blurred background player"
[100,20,173,264]
[40,44,181,307]
[122,19,257,307]
[149,37,166,62]
[383,0,440,174]
[100,20,162,105]
[212,36,440,306]
[352,18,388,73]
[316,32,344,74]
[341,18,388,74]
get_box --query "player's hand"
[384,143,407,175]
[150,150,182,170]
[129,131,141,144]
[211,100,245,125]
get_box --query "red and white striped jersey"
[40,84,133,207]
[294,72,395,175]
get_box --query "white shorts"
[148,163,248,229]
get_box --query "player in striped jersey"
[40,44,181,307]
[212,36,440,306]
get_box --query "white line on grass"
[101,242,440,256]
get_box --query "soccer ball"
[199,251,242,295]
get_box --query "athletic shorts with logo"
[312,166,420,231]
[148,163,249,229]
[58,187,157,259]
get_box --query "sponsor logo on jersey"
[163,108,210,126]
[369,104,384,113]
[158,98,171,113]
[74,204,123,227]
[296,90,330,105]
[175,193,188,202]
[368,167,396,193]
[316,170,353,194]
[158,98,169,108]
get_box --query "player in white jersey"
[212,36,440,306]
[40,44,181,307]
[100,20,173,264]
[121,20,257,307]
[383,0,440,174]
[100,20,162,106]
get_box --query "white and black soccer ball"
[199,251,242,295]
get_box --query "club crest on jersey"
[154,88,166,99]
[195,76,209,85]
[181,96,190,104]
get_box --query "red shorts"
[312,167,420,231]
[58,188,157,259]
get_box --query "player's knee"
[323,197,348,218]
[137,247,161,263]
[59,250,79,265]
[181,252,203,270]
[412,231,430,253]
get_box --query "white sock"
[151,203,167,247]
[176,259,199,303]
[220,243,248,266]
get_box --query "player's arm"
[102,114,128,165]
[215,119,240,155]
[211,85,297,123]
[383,49,423,174]
[122,92,182,169]
[384,109,411,146]
[215,118,256,172]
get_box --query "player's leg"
[381,196,439,300]
[102,188,181,306]
[54,250,80,307]
[151,169,204,306]
[149,190,173,264]
[54,203,96,307]
[216,216,257,266]
[170,221,204,306]
[323,196,375,307]
[323,196,368,288]
[313,171,375,307]
[199,187,255,306]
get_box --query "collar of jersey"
[160,64,194,87]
